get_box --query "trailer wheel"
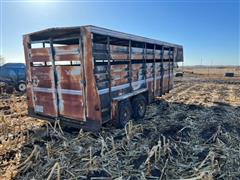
[16,82,26,92]
[132,95,146,120]
[115,100,132,128]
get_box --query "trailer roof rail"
[25,25,183,49]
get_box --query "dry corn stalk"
[144,136,170,165]
[46,142,51,159]
[100,136,108,157]
[160,158,169,180]
[197,151,215,170]
[125,120,133,141]
[47,162,61,180]
[47,121,67,141]
[82,146,97,170]
[16,145,39,169]
[179,171,214,180]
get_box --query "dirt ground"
[0,74,240,179]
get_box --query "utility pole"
[208,60,210,77]
[208,60,213,77]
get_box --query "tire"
[16,82,26,92]
[132,95,146,120]
[114,100,132,128]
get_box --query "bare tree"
[0,55,5,66]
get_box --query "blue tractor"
[0,63,26,92]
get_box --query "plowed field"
[1,75,240,179]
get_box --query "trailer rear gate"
[23,26,183,130]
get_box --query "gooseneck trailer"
[23,25,183,131]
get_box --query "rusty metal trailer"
[23,25,183,131]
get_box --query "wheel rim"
[138,101,145,116]
[122,108,130,124]
[19,83,26,91]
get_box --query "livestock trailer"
[23,25,183,131]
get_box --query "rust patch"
[56,66,84,121]
[111,100,118,120]
[59,94,84,120]
[31,67,53,88]
[55,54,81,61]
[30,48,51,62]
[54,44,79,52]
[33,91,57,117]
[55,44,81,61]
[111,54,128,60]
[31,66,58,117]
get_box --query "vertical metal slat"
[144,43,147,87]
[168,47,171,92]
[107,36,112,117]
[153,44,156,97]
[128,40,132,92]
[160,46,164,96]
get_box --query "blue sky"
[0,0,239,65]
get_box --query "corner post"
[128,40,132,92]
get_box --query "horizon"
[0,0,239,66]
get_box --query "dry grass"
[180,66,240,77]
[0,74,240,179]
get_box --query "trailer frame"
[23,25,183,131]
